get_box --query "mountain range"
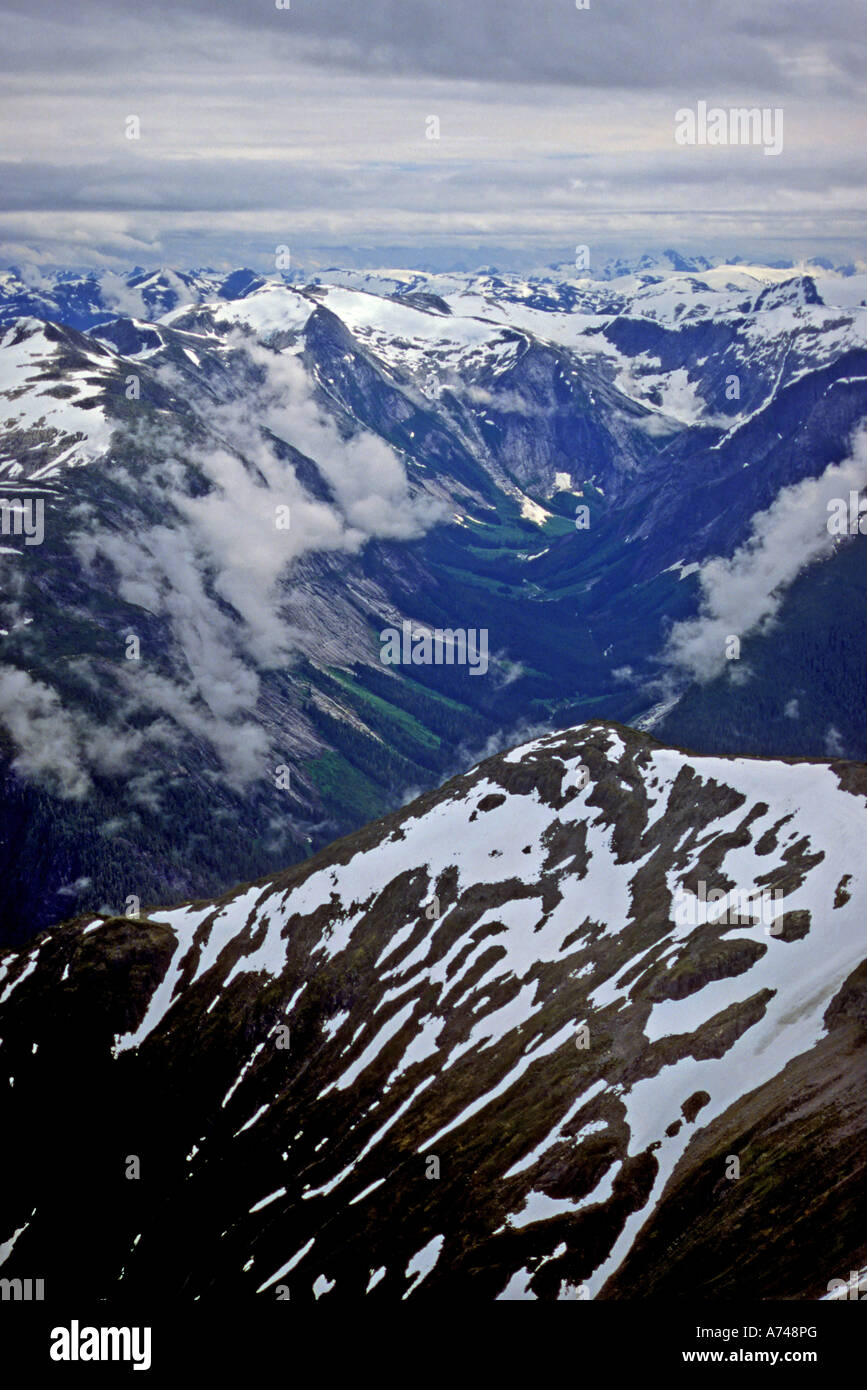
[0,253,865,944]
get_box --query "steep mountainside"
[0,722,864,1301]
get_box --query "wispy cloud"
[52,340,445,788]
[0,665,146,798]
[664,426,867,684]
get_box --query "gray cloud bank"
[5,0,863,92]
[0,0,863,267]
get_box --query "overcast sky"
[0,0,864,271]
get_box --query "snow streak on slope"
[2,721,860,1302]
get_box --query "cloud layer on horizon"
[0,0,863,269]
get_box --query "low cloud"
[456,718,553,772]
[825,725,846,756]
[99,272,149,321]
[63,339,444,787]
[664,427,867,684]
[0,666,145,799]
[461,384,557,418]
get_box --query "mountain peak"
[1,723,864,1301]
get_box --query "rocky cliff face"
[1,721,864,1300]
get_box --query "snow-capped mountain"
[0,256,865,944]
[1,721,864,1300]
[0,267,242,333]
